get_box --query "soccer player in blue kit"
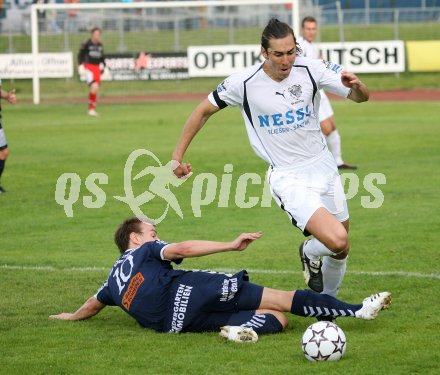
[50,218,391,342]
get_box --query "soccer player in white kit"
[297,16,357,170]
[171,19,369,300]
[0,79,17,194]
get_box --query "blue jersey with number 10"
[95,241,184,331]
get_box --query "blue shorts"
[163,270,264,333]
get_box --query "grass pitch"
[0,99,439,374]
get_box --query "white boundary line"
[1,264,439,280]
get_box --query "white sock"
[326,129,343,166]
[304,238,335,260]
[322,256,347,297]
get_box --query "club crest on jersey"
[322,60,343,74]
[275,84,303,103]
[288,84,302,99]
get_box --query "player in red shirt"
[78,28,105,116]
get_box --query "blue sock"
[0,159,5,181]
[291,290,362,318]
[241,313,283,335]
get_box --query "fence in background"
[1,1,439,54]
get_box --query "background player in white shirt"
[172,19,369,302]
[0,79,17,194]
[297,16,357,170]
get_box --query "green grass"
[0,100,439,374]
[3,70,440,104]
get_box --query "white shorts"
[0,127,7,149]
[268,149,349,235]
[319,90,334,122]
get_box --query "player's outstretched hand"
[341,71,362,89]
[7,89,16,104]
[49,313,74,320]
[342,71,369,103]
[231,232,263,251]
[172,160,193,179]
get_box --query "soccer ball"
[301,321,346,361]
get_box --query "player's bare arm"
[342,72,369,103]
[172,98,220,178]
[0,89,16,104]
[49,296,106,321]
[163,232,263,260]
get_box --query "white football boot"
[219,326,258,343]
[355,292,392,320]
[88,109,99,117]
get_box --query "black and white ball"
[301,321,346,361]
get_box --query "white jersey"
[208,56,350,167]
[297,36,320,59]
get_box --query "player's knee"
[276,313,288,329]
[0,148,8,160]
[327,231,349,254]
[90,83,99,93]
[332,244,350,259]
[329,119,336,132]
[320,122,331,135]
